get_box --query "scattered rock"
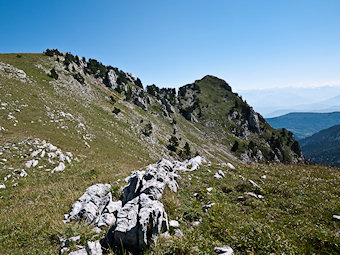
[52,162,65,172]
[221,162,235,169]
[173,156,207,171]
[226,163,235,169]
[0,184,6,189]
[169,220,180,228]
[174,229,184,237]
[214,245,234,255]
[333,215,340,220]
[19,169,28,177]
[192,221,201,227]
[218,170,225,177]
[248,179,262,190]
[214,170,225,179]
[207,187,213,192]
[25,159,38,168]
[244,192,263,199]
[202,202,215,212]
[60,247,70,254]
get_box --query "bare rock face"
[248,109,261,134]
[161,98,174,113]
[106,69,119,90]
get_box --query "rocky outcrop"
[161,98,174,113]
[133,97,148,111]
[101,158,179,252]
[248,109,261,134]
[0,62,31,83]
[64,184,122,228]
[63,156,206,254]
[106,69,119,90]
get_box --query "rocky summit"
[0,52,338,254]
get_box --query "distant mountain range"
[300,125,340,167]
[266,112,340,140]
[239,87,340,117]
[264,95,340,117]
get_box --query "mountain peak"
[199,75,232,91]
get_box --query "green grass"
[152,163,340,254]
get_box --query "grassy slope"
[0,54,233,254]
[0,54,339,254]
[154,163,340,254]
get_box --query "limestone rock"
[52,162,65,172]
[226,163,235,169]
[214,170,225,179]
[333,215,340,220]
[65,184,121,227]
[25,159,38,168]
[214,245,234,255]
[106,69,119,90]
[248,109,260,134]
[202,202,215,212]
[68,248,87,255]
[161,98,174,113]
[169,220,180,228]
[103,159,184,253]
[173,156,207,171]
[133,97,147,111]
[66,157,206,254]
[248,179,262,190]
[244,192,263,199]
[86,240,102,255]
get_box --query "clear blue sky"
[1,0,340,90]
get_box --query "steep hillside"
[300,124,340,167]
[0,51,315,254]
[175,75,303,163]
[266,112,340,139]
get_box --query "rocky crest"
[41,50,303,165]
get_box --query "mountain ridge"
[300,124,340,166]
[266,111,340,140]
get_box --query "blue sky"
[1,0,340,90]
